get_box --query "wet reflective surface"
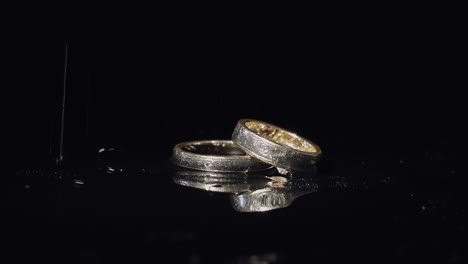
[7,146,465,263]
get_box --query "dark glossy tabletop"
[8,132,464,263]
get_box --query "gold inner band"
[244,121,317,153]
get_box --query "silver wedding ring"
[232,119,321,174]
[171,140,271,172]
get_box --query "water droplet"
[329,176,348,189]
[380,176,393,184]
[73,179,84,185]
[98,147,116,153]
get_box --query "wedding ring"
[171,140,271,172]
[232,119,321,174]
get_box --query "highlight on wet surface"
[172,168,320,212]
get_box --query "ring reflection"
[172,168,318,212]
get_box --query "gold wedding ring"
[232,119,321,174]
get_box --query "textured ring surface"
[171,140,271,172]
[232,119,321,174]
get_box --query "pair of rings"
[171,119,321,174]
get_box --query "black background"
[15,28,463,164]
[8,15,465,263]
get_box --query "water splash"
[57,42,68,165]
